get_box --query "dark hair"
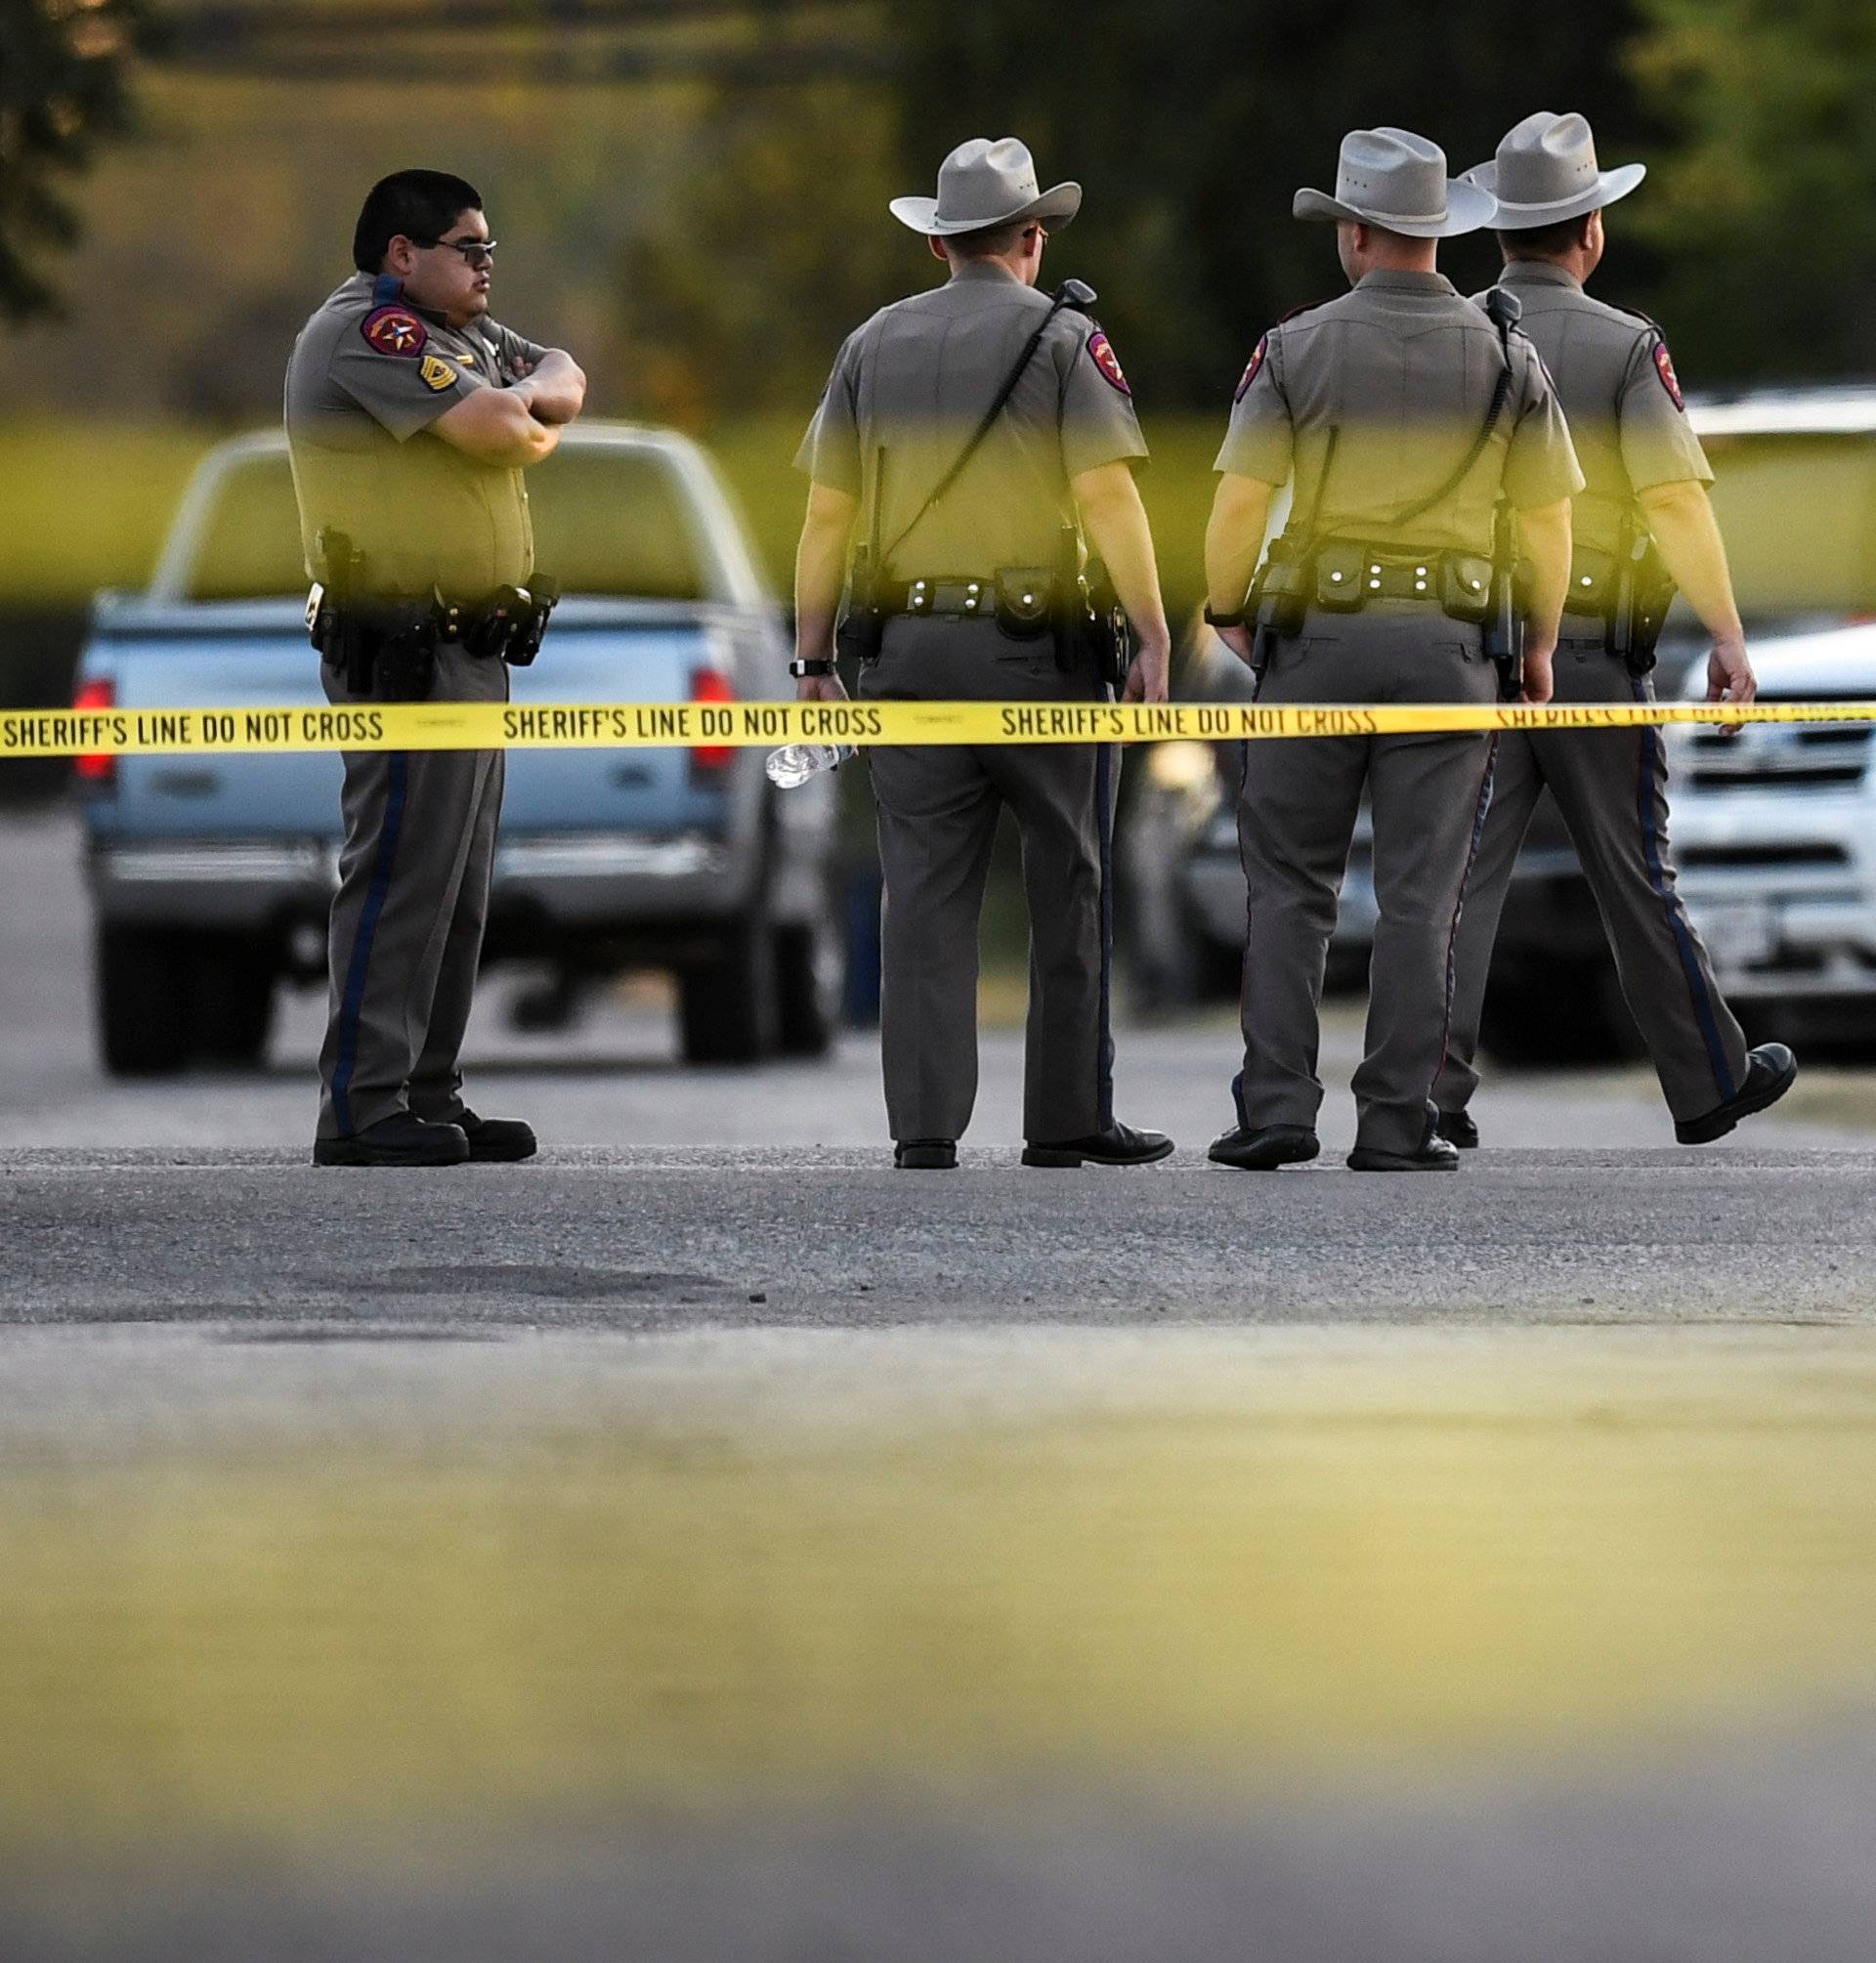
[1497,212,1596,260]
[352,170,483,273]
[945,217,1035,261]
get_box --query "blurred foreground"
[3,1318,1876,1960]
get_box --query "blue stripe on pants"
[330,751,409,1137]
[1631,680,1736,1103]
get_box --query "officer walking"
[1438,112,1796,1148]
[286,169,585,1167]
[791,138,1174,1171]
[1203,128,1582,1172]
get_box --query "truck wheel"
[679,918,779,1065]
[190,939,277,1068]
[96,926,192,1077]
[774,897,843,1058]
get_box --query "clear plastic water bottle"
[764,743,854,789]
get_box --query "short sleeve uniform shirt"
[1217,269,1583,557]
[284,273,546,598]
[1484,261,1710,559]
[795,261,1148,576]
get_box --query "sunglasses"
[423,236,497,268]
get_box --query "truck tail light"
[72,678,116,790]
[690,666,735,775]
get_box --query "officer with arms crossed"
[792,138,1175,1171]
[1203,128,1582,1173]
[1437,111,1796,1148]
[286,170,585,1167]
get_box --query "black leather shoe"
[895,1139,957,1170]
[455,1109,538,1163]
[1207,1124,1319,1171]
[1346,1135,1461,1173]
[1674,1044,1798,1145]
[313,1114,469,1168]
[1022,1122,1173,1168]
[1434,1108,1479,1150]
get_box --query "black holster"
[834,546,885,664]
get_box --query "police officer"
[1203,128,1582,1172]
[791,138,1174,1171]
[1438,112,1796,1148]
[286,170,586,1167]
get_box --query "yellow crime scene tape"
[4,697,1876,759]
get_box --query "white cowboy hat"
[1462,111,1645,229]
[1294,126,1496,238]
[889,137,1082,236]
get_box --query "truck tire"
[774,895,843,1058]
[96,926,192,1077]
[190,938,277,1068]
[1477,957,1644,1068]
[679,917,779,1066]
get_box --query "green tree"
[0,0,166,322]
[896,0,1656,408]
[1631,0,1876,380]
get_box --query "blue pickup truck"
[73,424,840,1075]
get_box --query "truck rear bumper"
[87,832,748,933]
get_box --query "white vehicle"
[1666,623,1876,1050]
[1480,384,1876,1063]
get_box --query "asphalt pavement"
[7,807,1876,1960]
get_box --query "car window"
[182,452,309,601]
[528,448,707,602]
[179,443,711,602]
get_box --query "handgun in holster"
[1482,503,1525,703]
[1608,514,1676,678]
[834,446,888,666]
[313,529,378,696]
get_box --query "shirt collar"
[949,260,1024,287]
[1354,269,1458,298]
[349,269,451,327]
[1500,260,1584,292]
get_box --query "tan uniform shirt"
[1217,269,1583,555]
[1482,261,1711,560]
[794,260,1147,576]
[284,272,546,599]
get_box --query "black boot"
[313,1113,469,1168]
[895,1139,957,1171]
[454,1109,538,1163]
[1675,1044,1798,1145]
[1022,1122,1173,1168]
[1434,1109,1479,1150]
[1207,1124,1319,1171]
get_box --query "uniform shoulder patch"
[1652,338,1685,412]
[1087,329,1130,396]
[1234,333,1270,404]
[419,355,459,393]
[361,306,427,358]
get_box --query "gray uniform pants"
[1237,604,1498,1158]
[316,643,509,1141]
[860,617,1114,1144]
[1440,629,1749,1123]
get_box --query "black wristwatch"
[789,658,836,679]
[1203,603,1248,630]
